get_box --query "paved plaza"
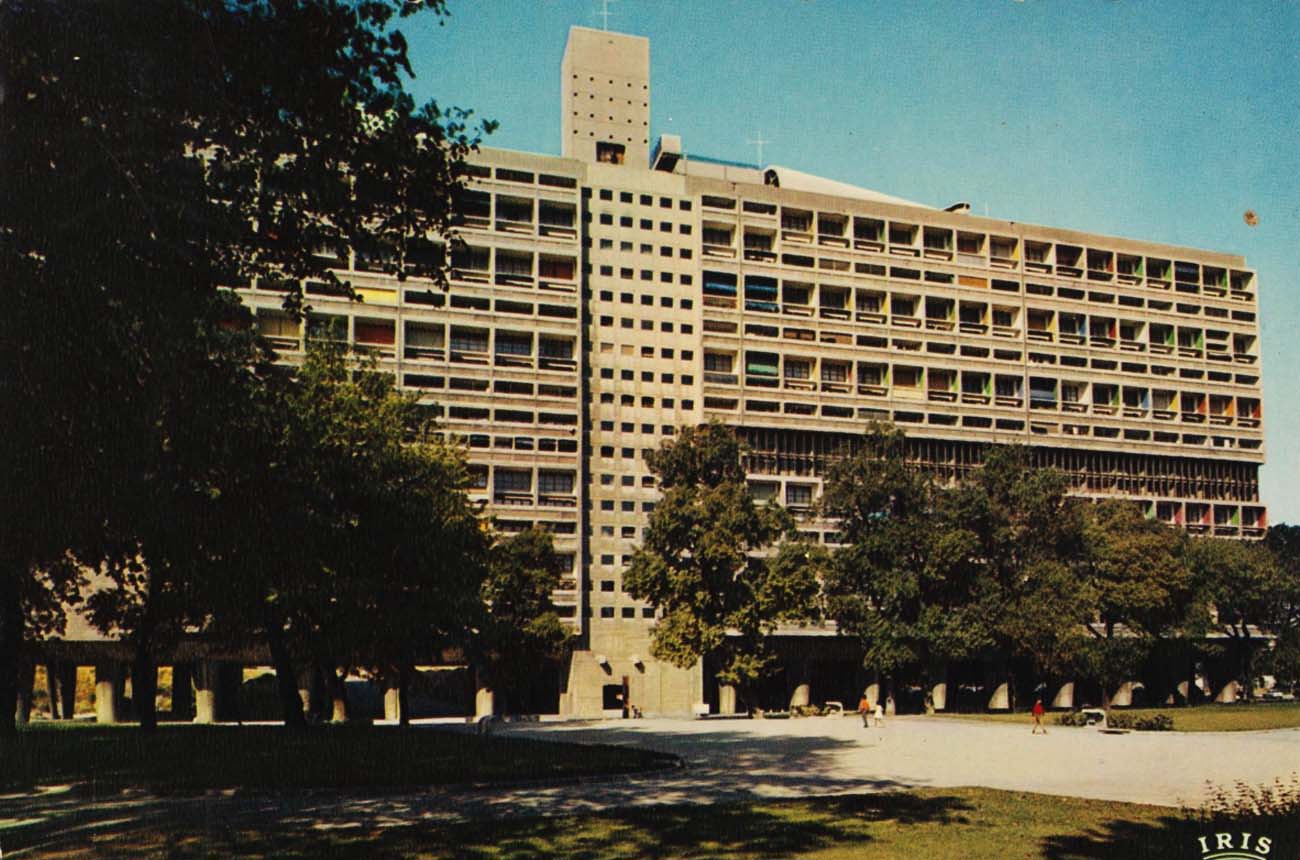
[5,715,1300,855]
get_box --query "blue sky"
[404,1,1300,524]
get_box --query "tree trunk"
[0,577,22,737]
[132,648,158,731]
[1239,630,1254,702]
[265,614,306,730]
[397,662,411,727]
[324,663,349,723]
[132,583,159,732]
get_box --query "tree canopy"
[623,422,825,704]
[1,0,492,734]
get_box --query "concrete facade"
[228,26,1265,718]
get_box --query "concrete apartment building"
[233,26,1265,718]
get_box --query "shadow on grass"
[1039,813,1196,860]
[62,793,976,860]
[1040,812,1300,860]
[2,724,673,795]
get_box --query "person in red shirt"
[1032,698,1047,734]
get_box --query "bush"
[1055,711,1089,726]
[1104,711,1173,731]
[1134,713,1174,731]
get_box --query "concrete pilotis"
[864,681,881,708]
[383,683,401,722]
[193,661,219,724]
[1111,681,1135,708]
[171,663,195,721]
[1051,681,1075,710]
[788,682,811,710]
[987,681,1011,711]
[296,665,320,721]
[718,683,737,715]
[475,684,495,719]
[94,663,125,723]
[1215,679,1240,703]
[929,681,947,712]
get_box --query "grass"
[2,723,675,793]
[18,787,1247,860]
[935,701,1300,732]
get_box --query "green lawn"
[2,723,675,793]
[935,701,1300,732]
[33,787,1282,860]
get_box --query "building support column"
[383,680,401,722]
[193,660,220,724]
[94,663,125,724]
[928,662,948,713]
[788,662,811,710]
[987,681,1011,711]
[171,663,195,721]
[718,683,737,715]
[1111,680,1136,708]
[296,665,320,722]
[475,684,495,719]
[1215,678,1240,704]
[1051,680,1075,710]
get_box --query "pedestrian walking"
[873,701,884,727]
[1032,698,1047,734]
[858,692,871,728]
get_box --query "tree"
[1191,534,1289,699]
[1261,525,1300,691]
[624,422,824,710]
[1,0,491,734]
[208,342,488,728]
[945,446,1091,701]
[823,426,990,697]
[1078,499,1205,707]
[477,528,575,714]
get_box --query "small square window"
[599,189,612,200]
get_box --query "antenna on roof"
[746,130,770,166]
[596,0,615,30]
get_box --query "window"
[493,469,531,492]
[538,471,574,494]
[786,484,814,506]
[597,142,626,164]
